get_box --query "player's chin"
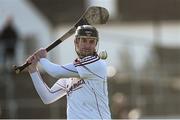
[80,51,93,57]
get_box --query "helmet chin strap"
[95,40,99,53]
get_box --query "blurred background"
[1,0,180,119]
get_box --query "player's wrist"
[28,67,38,73]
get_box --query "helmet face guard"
[74,25,99,58]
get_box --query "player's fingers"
[34,53,40,61]
[27,55,37,65]
[26,55,38,72]
[26,55,33,63]
[32,55,39,64]
[38,48,47,58]
[33,48,47,59]
[27,48,46,65]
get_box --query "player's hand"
[26,53,39,73]
[26,48,47,73]
[34,48,47,60]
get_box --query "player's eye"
[89,39,96,44]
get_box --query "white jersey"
[30,55,111,119]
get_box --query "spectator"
[0,16,19,69]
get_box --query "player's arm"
[26,51,67,104]
[30,72,67,104]
[39,58,80,78]
[31,48,79,78]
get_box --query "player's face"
[75,37,97,57]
